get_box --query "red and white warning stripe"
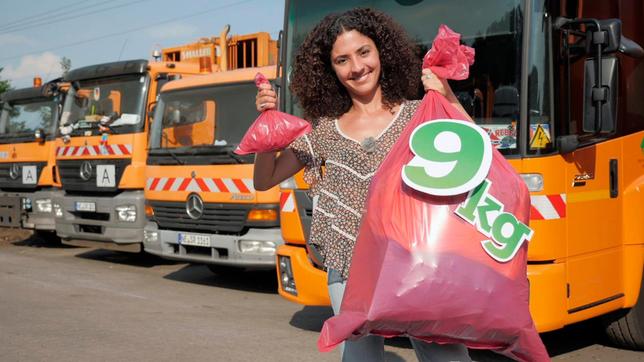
[280,191,295,213]
[146,177,255,194]
[56,144,133,157]
[530,194,566,220]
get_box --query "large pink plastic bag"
[234,73,312,155]
[423,24,475,80]
[318,26,549,361]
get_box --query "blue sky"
[0,0,285,88]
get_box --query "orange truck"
[143,65,283,271]
[275,0,644,349]
[0,78,65,239]
[52,28,275,250]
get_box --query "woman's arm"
[421,68,474,122]
[253,82,306,191]
[254,149,305,191]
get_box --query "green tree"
[0,67,11,98]
[60,57,72,77]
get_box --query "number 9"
[402,119,492,196]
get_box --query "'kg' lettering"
[455,179,533,262]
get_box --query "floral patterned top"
[288,100,420,280]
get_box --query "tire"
[206,264,243,275]
[33,230,61,245]
[604,277,644,350]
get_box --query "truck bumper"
[54,190,145,244]
[0,189,61,231]
[143,222,283,269]
[276,244,330,306]
[0,193,21,228]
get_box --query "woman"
[254,8,472,362]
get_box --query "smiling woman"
[252,7,473,362]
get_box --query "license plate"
[75,201,96,212]
[177,232,210,247]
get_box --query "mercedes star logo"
[186,194,204,220]
[79,161,93,181]
[9,164,20,180]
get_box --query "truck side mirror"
[583,56,618,134]
[556,135,580,154]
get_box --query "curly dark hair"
[290,8,421,121]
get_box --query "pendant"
[360,136,377,153]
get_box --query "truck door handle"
[609,159,618,198]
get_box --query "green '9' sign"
[402,119,492,196]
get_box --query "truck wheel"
[207,264,243,275]
[604,277,644,350]
[33,230,61,245]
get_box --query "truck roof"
[1,85,49,102]
[160,65,277,93]
[64,59,149,81]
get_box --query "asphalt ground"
[1,228,643,362]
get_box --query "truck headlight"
[520,173,544,192]
[238,240,276,254]
[35,199,52,213]
[53,203,63,218]
[144,230,159,243]
[115,205,137,222]
[278,256,297,295]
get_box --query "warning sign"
[530,124,551,149]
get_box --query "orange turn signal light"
[247,209,278,222]
[145,205,154,217]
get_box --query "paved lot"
[1,229,643,362]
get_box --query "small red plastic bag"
[423,24,475,80]
[234,73,312,155]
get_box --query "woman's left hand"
[421,68,454,99]
[421,68,473,122]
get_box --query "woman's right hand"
[255,83,277,112]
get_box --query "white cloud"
[0,33,36,46]
[144,22,198,40]
[2,52,62,84]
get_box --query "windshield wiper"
[226,149,245,164]
[160,133,184,165]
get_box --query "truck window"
[0,98,57,140]
[151,81,259,150]
[61,74,147,135]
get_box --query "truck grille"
[0,162,46,191]
[57,159,130,193]
[150,201,250,234]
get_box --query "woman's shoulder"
[403,99,422,111]
[395,99,421,122]
[308,116,336,134]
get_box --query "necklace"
[360,136,377,153]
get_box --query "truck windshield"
[284,0,524,155]
[60,74,147,136]
[149,81,259,150]
[0,98,57,142]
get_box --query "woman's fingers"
[255,83,277,111]
[257,89,277,98]
[256,94,277,111]
[258,102,276,111]
[421,69,452,97]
